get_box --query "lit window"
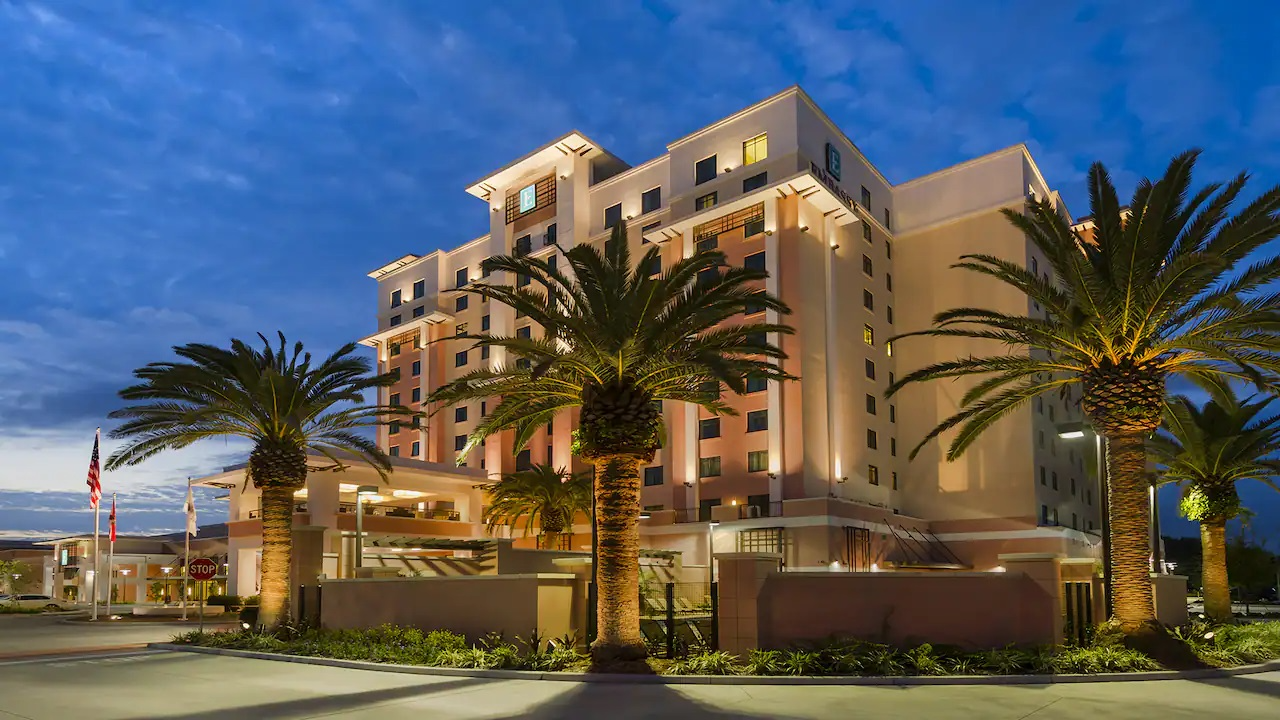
[885,341,893,357]
[747,450,768,473]
[641,187,662,214]
[696,192,718,210]
[863,324,874,346]
[746,409,768,432]
[699,456,722,477]
[868,465,880,485]
[695,155,717,185]
[742,133,767,165]
[604,203,622,229]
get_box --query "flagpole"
[106,492,116,619]
[92,500,100,621]
[182,478,190,621]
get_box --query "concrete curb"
[61,617,237,627]
[147,643,1280,686]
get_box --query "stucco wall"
[319,573,575,643]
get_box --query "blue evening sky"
[0,1,1278,541]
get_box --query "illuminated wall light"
[870,563,880,572]
[392,490,425,499]
[991,566,1007,573]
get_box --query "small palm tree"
[888,151,1280,634]
[105,333,408,630]
[482,464,592,549]
[428,223,793,665]
[1150,392,1280,622]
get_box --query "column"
[764,196,783,502]
[715,553,781,656]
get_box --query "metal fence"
[1063,581,1094,646]
[587,581,718,658]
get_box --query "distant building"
[32,526,227,603]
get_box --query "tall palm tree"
[481,464,592,549]
[888,151,1280,634]
[428,223,793,665]
[1149,392,1280,622]
[105,333,408,630]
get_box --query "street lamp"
[1058,420,1112,616]
[354,485,379,569]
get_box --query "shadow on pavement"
[125,677,488,720]
[490,682,806,720]
[1193,673,1280,699]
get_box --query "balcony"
[337,502,461,522]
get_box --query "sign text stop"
[188,557,218,581]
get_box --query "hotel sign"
[810,160,857,211]
[518,184,537,213]
[825,143,842,180]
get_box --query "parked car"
[0,594,65,610]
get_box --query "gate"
[1062,581,1094,645]
[587,581,718,658]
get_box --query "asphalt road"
[0,613,234,659]
[0,648,1277,719]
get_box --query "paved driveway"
[0,650,1276,719]
[0,613,234,659]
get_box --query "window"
[863,324,874,346]
[699,417,721,439]
[863,290,874,311]
[411,416,421,430]
[480,346,490,360]
[455,350,467,367]
[867,429,878,449]
[742,172,767,193]
[454,268,468,288]
[886,306,894,324]
[699,456,722,478]
[886,273,893,292]
[860,186,871,209]
[1052,472,1059,490]
[390,342,401,357]
[891,438,897,456]
[516,449,532,471]
[641,221,661,240]
[891,471,898,490]
[390,393,401,406]
[455,295,468,312]
[696,192,718,210]
[1031,257,1039,275]
[889,405,896,423]
[744,251,766,272]
[514,234,533,257]
[454,435,467,452]
[455,407,468,423]
[389,315,402,327]
[885,341,893,357]
[745,291,767,315]
[517,273,531,287]
[411,441,421,457]
[697,268,719,286]
[517,326,531,339]
[742,133,767,165]
[746,375,768,393]
[474,315,487,334]
[862,255,874,276]
[641,187,662,214]
[1036,397,1044,414]
[414,279,426,298]
[604,203,622,229]
[1048,406,1056,422]
[865,359,876,379]
[696,235,718,253]
[389,421,401,435]
[390,446,400,457]
[412,305,425,318]
[863,223,872,244]
[746,409,768,432]
[868,464,880,485]
[747,450,768,473]
[411,388,420,403]
[1053,508,1059,525]
[884,208,891,230]
[389,367,400,381]
[699,498,723,522]
[643,466,664,486]
[695,154,717,185]
[886,239,892,259]
[866,394,877,414]
[746,332,767,347]
[645,256,661,277]
[1041,505,1050,525]
[544,223,557,245]
[1072,513,1078,530]
[516,358,531,370]
[390,289,402,307]
[693,202,763,244]
[480,401,486,416]
[1038,430,1045,448]
[1040,466,1047,485]
[644,504,665,511]
[1070,478,1076,496]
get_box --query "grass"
[173,620,1280,677]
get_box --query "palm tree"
[481,464,592,549]
[888,151,1280,634]
[1149,392,1280,622]
[428,223,793,665]
[105,333,408,630]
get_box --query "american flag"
[87,428,102,509]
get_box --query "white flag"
[184,481,198,537]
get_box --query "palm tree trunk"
[590,455,646,664]
[1106,432,1157,632]
[257,484,293,631]
[1200,518,1231,623]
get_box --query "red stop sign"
[188,558,218,581]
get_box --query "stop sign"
[188,557,218,581]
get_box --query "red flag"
[87,428,102,510]
[109,496,117,543]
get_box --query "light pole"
[161,566,172,604]
[354,485,379,569]
[1058,421,1112,617]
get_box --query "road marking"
[0,648,161,666]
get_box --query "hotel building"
[353,86,1102,574]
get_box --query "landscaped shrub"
[667,651,741,676]
[204,594,241,609]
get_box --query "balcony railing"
[738,501,783,520]
[337,502,461,522]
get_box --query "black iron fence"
[587,581,717,658]
[1063,581,1094,646]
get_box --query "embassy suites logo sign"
[810,141,856,210]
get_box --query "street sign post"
[188,558,217,631]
